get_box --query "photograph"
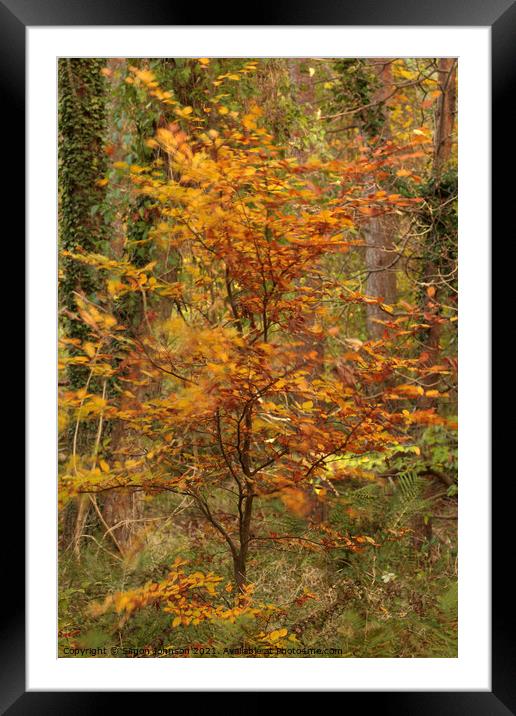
[57,56,459,659]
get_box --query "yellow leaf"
[136,69,156,84]
[175,106,193,119]
[172,616,181,627]
[103,315,117,329]
[99,459,110,473]
[107,279,124,297]
[301,400,313,410]
[83,342,96,358]
[242,114,256,130]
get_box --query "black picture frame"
[4,0,507,711]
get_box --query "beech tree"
[59,65,452,595]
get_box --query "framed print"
[3,0,509,710]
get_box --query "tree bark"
[235,493,254,590]
[420,58,458,386]
[434,59,457,181]
[95,59,143,555]
[364,214,398,338]
[364,60,397,339]
[58,58,108,554]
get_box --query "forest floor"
[59,487,458,658]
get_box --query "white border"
[27,27,490,691]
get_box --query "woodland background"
[58,57,458,657]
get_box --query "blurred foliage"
[59,483,457,657]
[59,57,458,659]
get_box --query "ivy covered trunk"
[58,59,107,554]
[59,59,107,386]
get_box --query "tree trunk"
[101,488,143,555]
[434,59,457,181]
[58,58,108,555]
[97,58,145,555]
[364,60,397,339]
[233,493,254,592]
[233,554,247,593]
[364,214,398,339]
[420,58,457,389]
